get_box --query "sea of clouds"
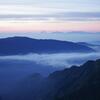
[0,52,100,67]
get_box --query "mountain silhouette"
[0,37,95,55]
[5,59,100,100]
[51,59,100,100]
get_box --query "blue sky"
[0,0,100,7]
[0,0,100,34]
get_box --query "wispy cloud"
[0,1,100,32]
[0,53,100,67]
[0,12,100,21]
[0,4,100,22]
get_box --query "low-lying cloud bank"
[0,52,100,67]
[0,52,100,94]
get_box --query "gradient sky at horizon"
[0,0,100,32]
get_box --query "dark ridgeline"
[48,59,100,100]
[0,37,95,56]
[4,59,100,100]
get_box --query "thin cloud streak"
[0,0,100,32]
[0,5,100,22]
[0,12,100,21]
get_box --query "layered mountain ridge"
[0,37,95,55]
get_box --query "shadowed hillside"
[0,37,95,55]
[3,59,100,100]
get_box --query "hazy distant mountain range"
[77,42,100,52]
[0,37,95,55]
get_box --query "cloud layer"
[0,5,100,22]
[0,53,100,67]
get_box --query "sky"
[0,0,100,32]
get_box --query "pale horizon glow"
[0,21,100,32]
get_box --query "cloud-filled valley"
[0,52,100,98]
[0,52,100,67]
